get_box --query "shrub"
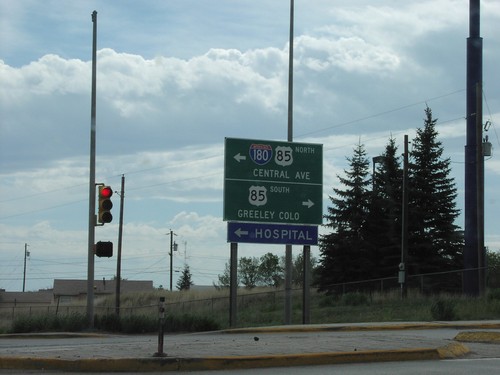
[95,313,122,332]
[487,288,500,301]
[340,292,369,306]
[9,312,218,334]
[58,313,87,331]
[10,313,87,333]
[164,314,220,332]
[317,294,339,308]
[430,299,458,321]
[120,315,157,334]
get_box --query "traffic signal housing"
[98,185,113,224]
[95,241,113,257]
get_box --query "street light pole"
[400,135,409,299]
[86,10,98,329]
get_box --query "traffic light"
[95,241,113,257]
[98,185,113,224]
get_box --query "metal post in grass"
[154,297,166,357]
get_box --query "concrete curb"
[221,322,500,334]
[0,343,470,372]
[454,331,500,344]
[0,332,107,339]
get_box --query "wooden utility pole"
[167,230,177,291]
[115,174,125,316]
[23,243,29,292]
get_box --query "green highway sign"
[224,137,323,225]
[225,138,322,184]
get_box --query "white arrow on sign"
[234,153,246,162]
[302,199,314,208]
[235,228,249,237]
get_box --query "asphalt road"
[4,358,500,375]
[1,321,499,372]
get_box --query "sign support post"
[229,242,238,328]
[302,245,311,324]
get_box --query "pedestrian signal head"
[95,241,113,257]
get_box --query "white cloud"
[297,35,401,74]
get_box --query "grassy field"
[3,288,500,334]
[78,287,500,327]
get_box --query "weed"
[340,292,369,306]
[487,288,500,301]
[430,299,458,321]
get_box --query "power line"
[0,89,470,220]
[296,89,465,139]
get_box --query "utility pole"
[115,174,125,316]
[167,230,177,291]
[23,243,29,292]
[86,10,98,328]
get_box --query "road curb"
[221,322,500,334]
[0,343,470,372]
[455,331,500,344]
[0,332,107,339]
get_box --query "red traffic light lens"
[100,186,113,198]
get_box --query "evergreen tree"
[408,107,463,281]
[176,264,194,291]
[365,137,403,278]
[316,142,372,293]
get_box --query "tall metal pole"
[476,83,485,295]
[302,245,310,324]
[287,0,294,142]
[115,174,125,316]
[464,0,482,296]
[284,0,294,325]
[86,10,98,328]
[400,135,409,299]
[229,242,238,327]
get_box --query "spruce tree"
[365,137,403,278]
[316,142,372,293]
[176,264,194,290]
[408,107,463,284]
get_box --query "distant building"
[0,289,53,308]
[0,279,154,306]
[53,279,154,303]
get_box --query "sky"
[1,0,499,292]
